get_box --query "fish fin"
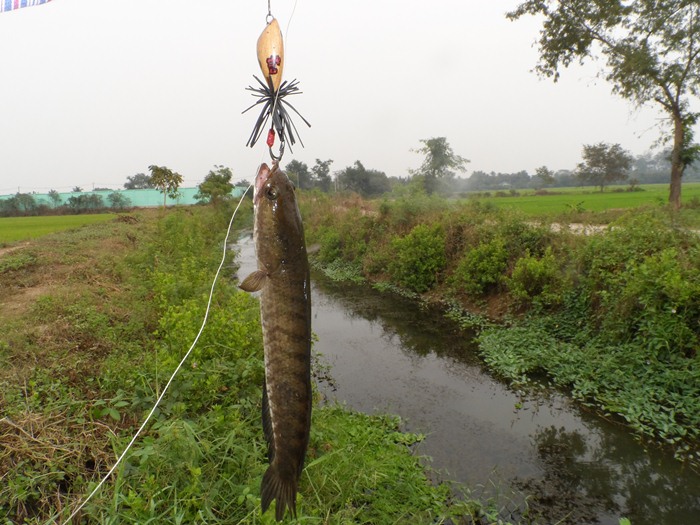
[262,377,275,462]
[261,464,298,522]
[239,270,267,292]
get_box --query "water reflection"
[315,279,480,363]
[517,424,700,524]
[516,426,620,524]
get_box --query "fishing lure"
[243,16,310,161]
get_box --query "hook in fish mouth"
[254,162,276,202]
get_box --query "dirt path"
[0,242,31,258]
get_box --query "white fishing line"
[59,189,252,525]
[59,3,302,520]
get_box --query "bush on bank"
[300,191,700,466]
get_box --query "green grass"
[468,182,700,216]
[0,214,116,244]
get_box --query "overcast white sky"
[1,0,695,193]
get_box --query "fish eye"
[265,185,278,200]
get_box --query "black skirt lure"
[243,17,310,160]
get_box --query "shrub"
[507,247,561,306]
[602,247,700,359]
[451,238,508,295]
[580,210,686,292]
[495,214,551,257]
[388,223,446,293]
[579,210,700,357]
[317,227,342,264]
[380,193,446,233]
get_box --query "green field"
[469,182,700,216]
[0,214,116,244]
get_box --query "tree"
[47,189,62,208]
[284,160,312,190]
[3,193,38,215]
[124,173,154,190]
[67,194,104,213]
[410,137,469,194]
[236,179,254,199]
[195,165,234,205]
[149,165,184,208]
[72,186,83,193]
[534,166,556,189]
[108,192,131,210]
[311,158,334,192]
[16,193,37,213]
[575,142,633,192]
[508,1,700,209]
[337,161,391,197]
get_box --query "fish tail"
[261,464,298,521]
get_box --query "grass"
[467,182,700,218]
[0,213,116,244]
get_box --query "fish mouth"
[255,163,272,201]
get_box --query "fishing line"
[59,3,300,521]
[58,188,252,525]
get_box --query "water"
[235,235,700,525]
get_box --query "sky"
[0,0,696,194]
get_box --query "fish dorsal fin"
[239,270,268,292]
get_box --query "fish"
[239,162,312,521]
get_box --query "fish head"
[254,163,273,202]
[254,162,306,271]
[254,162,296,210]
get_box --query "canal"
[236,234,700,524]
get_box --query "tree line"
[3,137,698,218]
[0,165,239,217]
[283,138,700,197]
[0,189,131,217]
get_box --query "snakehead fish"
[239,162,312,521]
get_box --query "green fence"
[0,187,246,208]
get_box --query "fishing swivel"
[243,13,310,163]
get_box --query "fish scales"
[240,162,312,521]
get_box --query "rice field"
[468,182,700,216]
[0,214,116,244]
